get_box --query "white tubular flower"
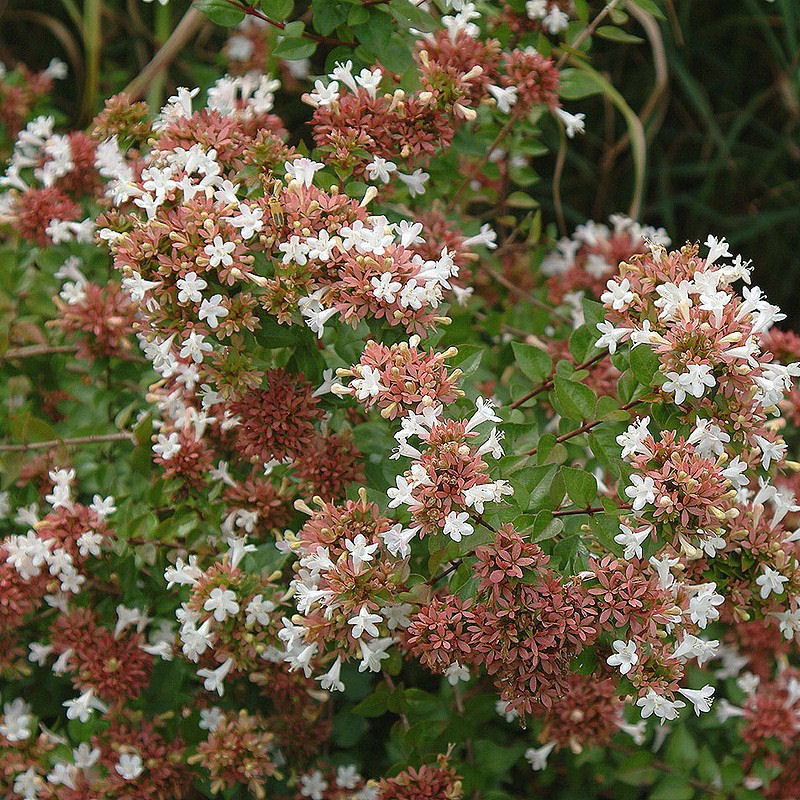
[525,742,556,771]
[636,689,685,723]
[677,685,715,716]
[442,511,474,542]
[606,639,639,675]
[756,565,789,599]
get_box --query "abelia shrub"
[0,2,798,800]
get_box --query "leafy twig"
[222,0,355,47]
[510,351,609,410]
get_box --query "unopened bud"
[360,186,378,207]
[462,65,484,81]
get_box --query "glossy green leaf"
[261,0,293,20]
[561,466,598,507]
[630,343,660,385]
[511,341,553,384]
[596,25,644,44]
[312,0,349,34]
[194,0,244,26]
[553,375,596,420]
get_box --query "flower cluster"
[0,58,66,146]
[541,214,671,317]
[0,114,98,246]
[587,238,800,722]
[284,491,411,685]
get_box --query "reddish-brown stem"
[552,506,604,517]
[471,512,497,534]
[552,503,631,517]
[524,399,639,457]
[223,0,355,47]
[510,350,608,410]
[429,559,462,585]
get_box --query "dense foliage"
[1,2,800,800]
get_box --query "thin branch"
[446,111,521,212]
[1,344,78,360]
[484,265,571,324]
[426,513,496,586]
[552,505,606,517]
[123,7,205,101]
[523,399,639,456]
[510,351,608,410]
[556,0,624,69]
[0,432,136,453]
[552,125,568,237]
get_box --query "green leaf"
[588,512,623,551]
[283,19,304,36]
[352,9,394,56]
[531,513,564,542]
[252,316,300,348]
[312,0,349,35]
[273,36,317,60]
[288,334,325,380]
[273,25,317,59]
[347,4,369,25]
[534,433,556,462]
[511,342,552,384]
[473,740,526,776]
[616,751,659,787]
[450,345,483,378]
[595,25,644,43]
[553,375,596,421]
[596,395,627,421]
[608,7,629,24]
[10,413,58,444]
[696,746,721,787]
[630,343,660,386]
[402,688,446,722]
[587,429,624,479]
[629,0,666,19]
[650,775,695,800]
[558,67,605,100]
[332,711,367,746]
[617,368,639,404]
[561,466,598,507]
[581,297,606,331]
[352,683,391,717]
[513,464,558,511]
[506,191,538,209]
[666,724,699,769]
[568,324,598,363]
[261,0,293,20]
[388,0,438,32]
[194,0,245,26]
[377,33,413,73]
